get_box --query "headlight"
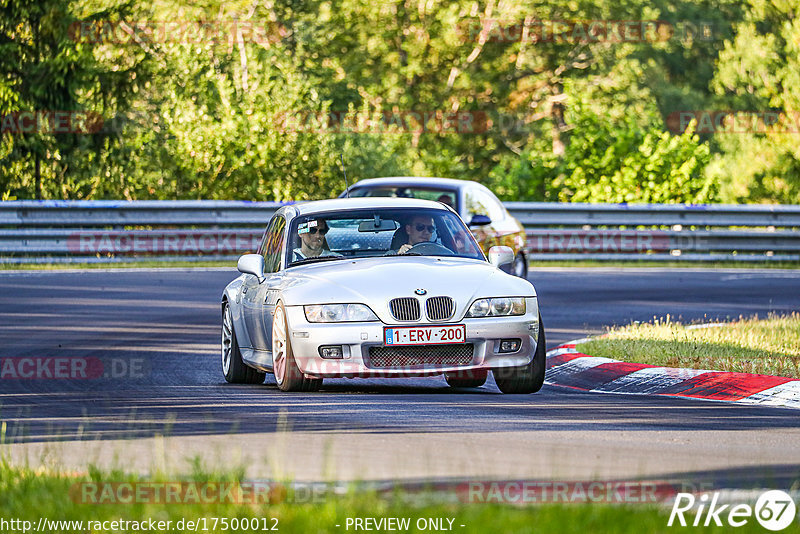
[466,297,526,317]
[304,303,379,323]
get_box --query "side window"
[256,227,270,256]
[464,189,490,220]
[262,216,286,273]
[465,188,504,222]
[485,193,507,222]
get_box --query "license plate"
[384,324,466,346]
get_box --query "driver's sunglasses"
[415,224,435,233]
[308,227,328,235]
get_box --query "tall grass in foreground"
[1,461,797,534]
[577,313,800,378]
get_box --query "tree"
[487,102,715,203]
[0,0,150,199]
[707,0,800,203]
[87,0,413,200]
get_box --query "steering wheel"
[406,241,454,256]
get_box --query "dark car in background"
[341,177,529,278]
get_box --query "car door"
[236,226,268,349]
[259,216,287,353]
[242,216,286,351]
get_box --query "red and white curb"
[545,340,800,410]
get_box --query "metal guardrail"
[505,202,800,227]
[508,203,800,262]
[0,200,289,227]
[1,200,798,263]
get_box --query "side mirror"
[469,214,492,227]
[488,246,514,269]
[237,254,265,281]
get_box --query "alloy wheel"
[272,304,287,384]
[221,305,233,375]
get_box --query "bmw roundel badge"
[414,288,427,296]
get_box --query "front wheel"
[272,302,322,392]
[221,302,265,384]
[493,315,546,394]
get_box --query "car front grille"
[389,297,420,321]
[425,296,454,321]
[368,344,474,369]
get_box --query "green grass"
[1,460,796,533]
[577,313,800,378]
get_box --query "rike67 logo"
[669,490,797,530]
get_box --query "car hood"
[279,256,535,322]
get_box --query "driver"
[397,215,435,254]
[292,219,341,262]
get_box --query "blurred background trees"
[1,0,796,203]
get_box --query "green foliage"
[97,45,412,200]
[0,0,151,199]
[706,0,800,203]
[489,105,714,203]
[0,0,795,203]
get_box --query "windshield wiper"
[288,255,345,267]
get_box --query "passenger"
[397,215,436,255]
[436,194,455,209]
[292,219,341,262]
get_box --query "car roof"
[288,196,451,216]
[347,176,482,191]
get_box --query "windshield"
[286,207,483,267]
[348,186,458,211]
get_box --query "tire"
[493,315,546,394]
[445,369,488,388]
[222,302,266,384]
[272,302,322,392]
[513,252,528,279]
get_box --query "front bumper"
[284,303,540,378]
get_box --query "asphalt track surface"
[1,267,799,487]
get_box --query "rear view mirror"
[358,219,399,232]
[469,214,491,226]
